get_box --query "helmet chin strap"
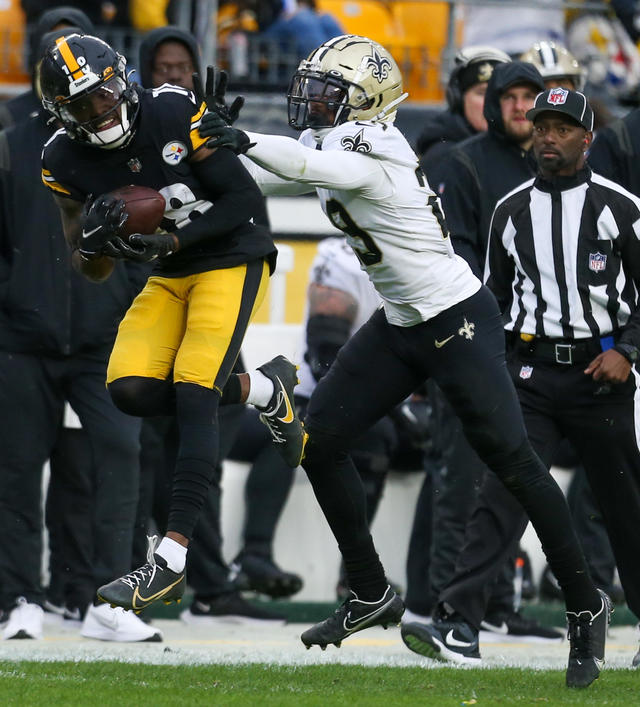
[370,92,409,123]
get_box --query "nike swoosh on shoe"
[445,629,475,648]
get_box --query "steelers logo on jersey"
[162,141,188,165]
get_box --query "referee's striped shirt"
[484,166,640,344]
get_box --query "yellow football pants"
[107,260,269,393]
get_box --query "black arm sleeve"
[174,147,265,250]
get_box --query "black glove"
[103,233,179,262]
[199,111,254,154]
[193,65,245,125]
[80,194,127,258]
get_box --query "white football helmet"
[287,35,407,130]
[520,41,586,91]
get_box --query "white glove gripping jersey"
[296,237,383,399]
[242,120,481,326]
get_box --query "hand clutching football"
[103,233,179,262]
[79,194,127,259]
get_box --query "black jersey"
[41,84,276,277]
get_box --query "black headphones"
[446,45,511,113]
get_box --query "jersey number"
[416,167,449,240]
[326,199,382,266]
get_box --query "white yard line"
[0,618,637,670]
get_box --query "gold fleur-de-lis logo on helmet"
[476,62,494,82]
[364,47,392,83]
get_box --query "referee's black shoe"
[401,610,481,665]
[301,585,403,649]
[565,589,612,688]
[480,609,563,642]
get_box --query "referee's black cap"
[526,88,594,130]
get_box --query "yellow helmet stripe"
[55,36,84,81]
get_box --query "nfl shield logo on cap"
[548,87,568,105]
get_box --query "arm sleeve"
[175,147,267,250]
[484,206,514,313]
[239,155,317,196]
[243,131,385,191]
[439,151,484,278]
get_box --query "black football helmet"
[39,33,139,149]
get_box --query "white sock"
[155,537,187,573]
[246,369,275,409]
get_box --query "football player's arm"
[239,155,316,196]
[305,281,356,382]
[173,147,266,249]
[242,132,386,192]
[53,194,115,282]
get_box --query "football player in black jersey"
[39,33,304,611]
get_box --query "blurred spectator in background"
[520,39,615,128]
[21,0,130,26]
[260,0,344,63]
[416,45,510,189]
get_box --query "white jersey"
[296,237,383,399]
[243,120,480,326]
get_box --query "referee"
[402,88,640,678]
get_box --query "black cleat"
[301,585,404,650]
[402,615,481,665]
[257,355,307,468]
[97,538,186,612]
[232,553,303,599]
[566,589,612,688]
[181,592,286,625]
[480,609,563,642]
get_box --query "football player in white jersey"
[198,35,607,685]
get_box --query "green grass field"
[0,662,637,706]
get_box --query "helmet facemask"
[287,69,365,130]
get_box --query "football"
[108,185,166,237]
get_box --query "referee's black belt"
[509,333,606,365]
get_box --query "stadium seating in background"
[0,0,29,95]
[391,0,457,102]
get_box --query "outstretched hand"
[192,66,245,125]
[198,111,254,153]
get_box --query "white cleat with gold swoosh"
[257,355,308,468]
[96,536,186,613]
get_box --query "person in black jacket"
[417,45,510,188]
[0,27,160,642]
